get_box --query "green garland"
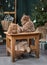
[31,0,47,28]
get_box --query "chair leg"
[35,50,39,58]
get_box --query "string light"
[12,6,14,10]
[5,0,8,3]
[8,2,11,8]
[33,19,36,23]
[5,0,14,9]
[42,7,44,11]
[35,6,37,9]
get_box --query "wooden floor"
[0,45,47,65]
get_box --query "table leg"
[35,35,39,58]
[11,37,15,62]
[6,35,10,56]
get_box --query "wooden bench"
[4,32,40,62]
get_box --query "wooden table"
[4,32,40,62]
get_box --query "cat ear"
[23,13,26,16]
[21,14,26,21]
[22,14,27,18]
[23,13,25,16]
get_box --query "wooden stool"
[4,32,40,62]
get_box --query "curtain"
[16,0,38,25]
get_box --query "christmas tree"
[31,0,47,28]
